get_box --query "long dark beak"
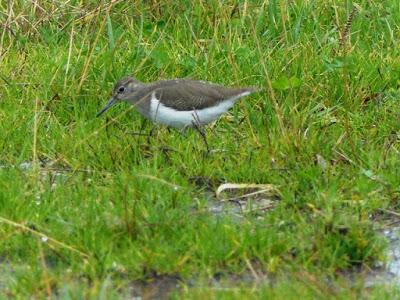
[96,97,117,117]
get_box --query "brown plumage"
[97,77,257,128]
[150,79,255,111]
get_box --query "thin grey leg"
[191,110,210,153]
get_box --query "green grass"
[0,0,399,298]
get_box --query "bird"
[96,77,257,149]
[97,77,256,126]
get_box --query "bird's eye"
[118,86,125,93]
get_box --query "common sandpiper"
[97,77,257,149]
[97,77,256,126]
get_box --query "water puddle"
[364,226,400,286]
[128,275,181,300]
[126,270,270,300]
[0,159,90,193]
[189,176,280,218]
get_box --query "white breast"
[149,91,251,128]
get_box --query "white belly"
[149,92,250,128]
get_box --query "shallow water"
[364,226,400,287]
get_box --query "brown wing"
[152,80,255,111]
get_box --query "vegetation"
[0,0,399,298]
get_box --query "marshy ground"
[0,1,399,299]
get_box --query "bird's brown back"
[149,79,255,111]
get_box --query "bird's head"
[96,76,143,117]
